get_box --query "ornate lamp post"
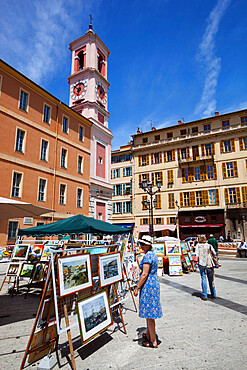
[140,179,162,238]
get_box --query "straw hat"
[138,235,152,246]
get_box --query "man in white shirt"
[237,240,247,258]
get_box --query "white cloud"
[195,0,231,117]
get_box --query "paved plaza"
[0,258,246,370]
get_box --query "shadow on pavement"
[161,277,247,316]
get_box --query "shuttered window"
[221,139,235,153]
[165,150,175,162]
[222,162,238,178]
[167,170,174,184]
[194,167,200,181]
[190,192,195,206]
[225,187,241,204]
[183,192,190,206]
[182,168,188,183]
[155,194,161,209]
[168,193,175,209]
[242,187,247,204]
[195,191,202,206]
[142,195,148,210]
[239,137,247,150]
[155,217,164,225]
[152,172,163,186]
[202,190,209,205]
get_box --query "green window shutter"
[120,184,122,195]
[113,185,115,196]
[113,203,115,214]
[123,202,126,213]
[123,168,126,176]
[123,184,126,194]
[130,182,132,194]
[119,202,122,213]
[130,201,132,212]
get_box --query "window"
[182,168,189,182]
[78,50,85,70]
[228,188,237,204]
[156,218,162,225]
[77,188,83,208]
[98,112,104,124]
[239,137,247,150]
[63,116,68,133]
[196,191,202,206]
[241,116,247,126]
[79,125,84,141]
[194,167,201,181]
[183,192,190,207]
[78,155,83,174]
[154,153,160,164]
[11,172,22,198]
[192,127,198,133]
[168,193,175,208]
[143,137,148,144]
[116,184,122,195]
[154,135,160,141]
[167,132,173,138]
[142,195,148,210]
[222,120,229,130]
[180,129,186,136]
[19,90,28,111]
[15,128,25,153]
[142,218,149,225]
[38,179,46,202]
[43,104,50,124]
[167,170,173,184]
[205,144,212,156]
[204,124,211,133]
[226,162,234,177]
[61,148,67,168]
[116,202,122,213]
[181,148,187,159]
[207,165,214,180]
[124,184,132,195]
[185,216,190,223]
[167,150,173,162]
[155,194,161,209]
[116,169,120,177]
[59,184,66,205]
[124,167,132,176]
[8,221,18,239]
[140,155,149,166]
[98,156,103,164]
[169,217,176,224]
[152,171,163,186]
[126,201,132,213]
[40,140,48,161]
[126,154,131,161]
[223,140,232,152]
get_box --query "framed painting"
[6,262,21,276]
[28,244,43,263]
[168,256,182,266]
[32,264,44,281]
[152,243,165,255]
[157,254,164,268]
[12,244,30,260]
[20,263,35,278]
[57,253,92,297]
[180,242,187,255]
[127,261,140,281]
[120,239,128,264]
[77,290,113,345]
[169,265,183,276]
[98,252,123,288]
[184,255,191,266]
[165,241,181,256]
[40,245,51,261]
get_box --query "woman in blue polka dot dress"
[134,238,163,348]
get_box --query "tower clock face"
[95,81,107,105]
[71,80,87,100]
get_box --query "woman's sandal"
[142,340,158,348]
[142,333,149,341]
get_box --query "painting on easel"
[77,290,113,344]
[98,252,123,288]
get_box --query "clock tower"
[68,24,113,222]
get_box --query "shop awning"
[137,224,176,233]
[179,224,223,228]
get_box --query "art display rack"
[20,242,136,370]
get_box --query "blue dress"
[139,251,163,319]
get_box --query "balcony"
[179,155,214,166]
[226,202,247,210]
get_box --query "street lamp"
[140,179,161,238]
[175,200,180,239]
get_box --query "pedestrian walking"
[237,240,247,258]
[196,234,217,301]
[134,237,162,348]
[208,234,219,268]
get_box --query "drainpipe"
[52,101,61,221]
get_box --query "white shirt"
[196,242,216,267]
[238,241,247,249]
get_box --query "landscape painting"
[184,255,191,266]
[7,262,21,276]
[98,252,122,287]
[165,241,181,256]
[77,290,113,344]
[152,243,165,255]
[169,265,183,276]
[169,256,182,266]
[13,244,30,260]
[58,254,92,296]
[41,245,51,261]
[28,244,43,262]
[20,263,35,278]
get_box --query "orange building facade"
[0,59,92,246]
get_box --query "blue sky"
[1,0,246,150]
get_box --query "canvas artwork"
[184,255,191,266]
[13,244,30,260]
[152,243,165,255]
[98,252,122,288]
[165,241,181,256]
[20,263,35,278]
[169,265,183,276]
[32,264,44,281]
[127,261,140,281]
[168,256,182,266]
[77,290,113,344]
[157,254,164,268]
[28,244,43,263]
[120,239,128,264]
[180,242,187,254]
[41,245,51,261]
[6,262,21,276]
[58,254,92,297]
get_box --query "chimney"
[178,120,182,125]
[215,111,219,116]
[152,126,156,131]
[137,127,140,134]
